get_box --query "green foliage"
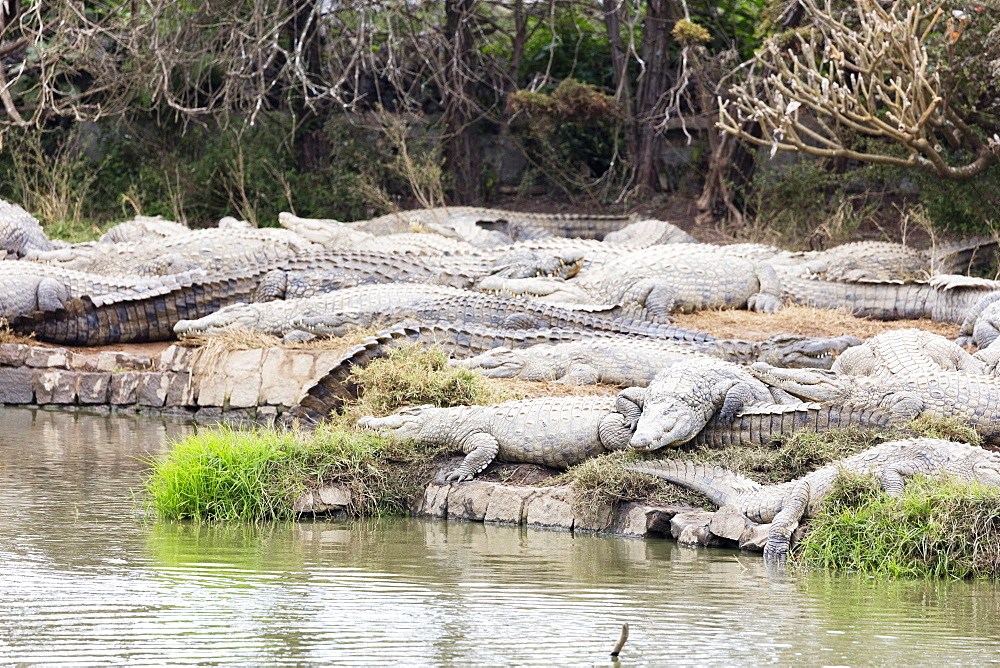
[906,414,983,447]
[797,473,1000,579]
[519,12,614,88]
[508,78,623,196]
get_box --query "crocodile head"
[490,249,583,281]
[747,362,848,401]
[757,334,861,369]
[173,303,263,336]
[629,402,701,451]
[356,405,436,441]
[973,457,1000,488]
[449,347,527,378]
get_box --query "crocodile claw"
[445,469,473,483]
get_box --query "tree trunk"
[632,0,676,193]
[442,0,482,203]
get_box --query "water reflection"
[2,407,1000,665]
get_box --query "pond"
[2,406,1000,665]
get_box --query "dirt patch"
[671,305,960,341]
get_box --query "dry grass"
[0,319,35,346]
[177,327,380,353]
[671,305,959,341]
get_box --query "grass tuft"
[145,343,510,521]
[796,473,1000,578]
[0,319,35,345]
[905,414,983,447]
[348,343,519,417]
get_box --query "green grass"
[144,344,508,521]
[796,473,1000,579]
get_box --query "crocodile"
[474,243,788,319]
[748,362,1000,443]
[98,216,191,244]
[601,218,697,246]
[172,284,716,342]
[0,198,59,256]
[450,334,860,386]
[0,261,231,320]
[7,268,267,345]
[831,329,990,377]
[344,206,641,241]
[22,225,322,276]
[252,247,583,301]
[957,293,1000,349]
[620,358,803,451]
[778,272,1000,322]
[357,395,638,481]
[626,438,1000,559]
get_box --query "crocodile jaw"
[357,407,432,441]
[173,303,264,336]
[629,409,698,451]
[748,362,845,401]
[450,349,526,378]
[763,334,861,369]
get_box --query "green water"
[2,406,1000,665]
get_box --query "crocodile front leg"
[747,262,783,313]
[718,381,775,422]
[598,412,633,450]
[445,431,501,482]
[763,479,812,560]
[878,458,927,495]
[615,387,645,430]
[254,269,288,302]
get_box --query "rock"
[0,343,29,366]
[96,351,153,372]
[24,347,69,369]
[708,503,753,542]
[672,510,724,547]
[525,486,574,530]
[33,369,78,403]
[225,349,263,408]
[165,371,194,406]
[137,372,171,407]
[447,481,495,521]
[158,345,193,371]
[483,486,537,524]
[77,372,111,404]
[413,482,450,518]
[109,371,142,404]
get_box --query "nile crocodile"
[251,246,583,301]
[0,261,240,320]
[957,293,1000,349]
[451,334,859,386]
[831,329,990,377]
[627,438,1000,559]
[357,395,637,481]
[476,243,787,319]
[748,362,1000,444]
[344,206,642,241]
[621,358,802,451]
[98,216,191,244]
[173,284,715,342]
[0,198,59,256]
[778,272,1000,322]
[23,225,321,276]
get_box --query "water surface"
[2,407,1000,665]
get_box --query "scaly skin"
[357,395,638,480]
[0,261,222,319]
[627,438,1000,559]
[0,198,57,255]
[779,272,1000,322]
[8,269,264,345]
[452,334,859,386]
[173,284,716,342]
[349,206,640,241]
[480,243,787,319]
[23,226,320,276]
[621,358,801,451]
[748,361,1000,443]
[831,329,988,377]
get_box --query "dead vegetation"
[671,304,959,341]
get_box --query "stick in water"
[611,623,629,657]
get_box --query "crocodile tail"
[624,459,761,506]
[287,326,423,426]
[932,236,999,276]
